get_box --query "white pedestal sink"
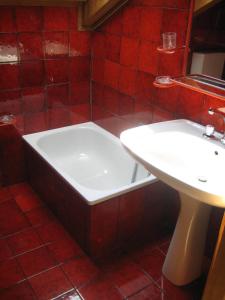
[120,119,225,286]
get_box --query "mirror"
[173,0,225,98]
[188,0,225,80]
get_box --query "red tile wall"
[91,0,225,137]
[91,0,191,136]
[90,0,225,259]
[0,5,91,134]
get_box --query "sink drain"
[198,176,207,183]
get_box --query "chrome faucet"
[204,107,225,144]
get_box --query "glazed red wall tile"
[16,7,42,32]
[139,8,162,42]
[43,32,69,58]
[20,61,45,87]
[18,33,43,60]
[70,81,90,105]
[120,37,139,68]
[0,124,25,185]
[103,86,120,114]
[105,34,121,63]
[103,11,122,35]
[45,59,69,84]
[119,66,137,96]
[104,60,120,89]
[0,63,20,89]
[70,57,90,82]
[176,87,205,121]
[92,58,105,83]
[0,5,91,136]
[0,90,22,115]
[24,112,48,134]
[119,94,134,116]
[92,32,106,57]
[138,41,159,75]
[122,6,141,38]
[0,34,18,62]
[0,7,15,32]
[22,87,45,114]
[89,198,119,257]
[44,7,69,31]
[70,31,90,57]
[92,82,104,106]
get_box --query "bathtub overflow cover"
[198,176,207,183]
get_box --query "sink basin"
[120,119,225,286]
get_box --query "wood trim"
[202,212,225,300]
[194,0,222,16]
[182,0,194,76]
[0,0,79,6]
[79,0,128,29]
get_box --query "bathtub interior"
[23,122,156,204]
[36,127,151,191]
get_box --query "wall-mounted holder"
[153,76,176,88]
[156,46,176,54]
[0,114,15,126]
[157,32,177,54]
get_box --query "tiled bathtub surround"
[0,6,91,134]
[0,183,205,299]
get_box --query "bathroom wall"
[91,0,225,258]
[0,5,91,134]
[91,0,191,135]
[91,0,225,136]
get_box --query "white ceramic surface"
[120,119,225,285]
[23,122,156,205]
[120,119,225,208]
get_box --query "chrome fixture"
[203,124,215,139]
[206,107,225,144]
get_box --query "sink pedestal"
[163,192,211,286]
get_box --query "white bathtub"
[23,122,157,205]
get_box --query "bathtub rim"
[23,122,157,205]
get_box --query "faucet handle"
[208,107,225,117]
[208,107,215,115]
[203,124,215,138]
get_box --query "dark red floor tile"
[29,267,72,300]
[54,289,82,300]
[134,248,165,281]
[128,243,158,261]
[7,228,43,256]
[17,246,57,277]
[0,258,25,289]
[9,183,32,197]
[0,187,12,203]
[158,241,170,255]
[157,276,198,300]
[62,256,99,288]
[0,200,30,236]
[0,238,13,261]
[26,206,56,227]
[0,281,36,300]
[48,236,84,263]
[128,283,166,300]
[15,191,42,213]
[79,276,123,300]
[37,221,70,244]
[107,260,152,298]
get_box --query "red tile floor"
[0,183,205,300]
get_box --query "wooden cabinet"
[202,212,225,300]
